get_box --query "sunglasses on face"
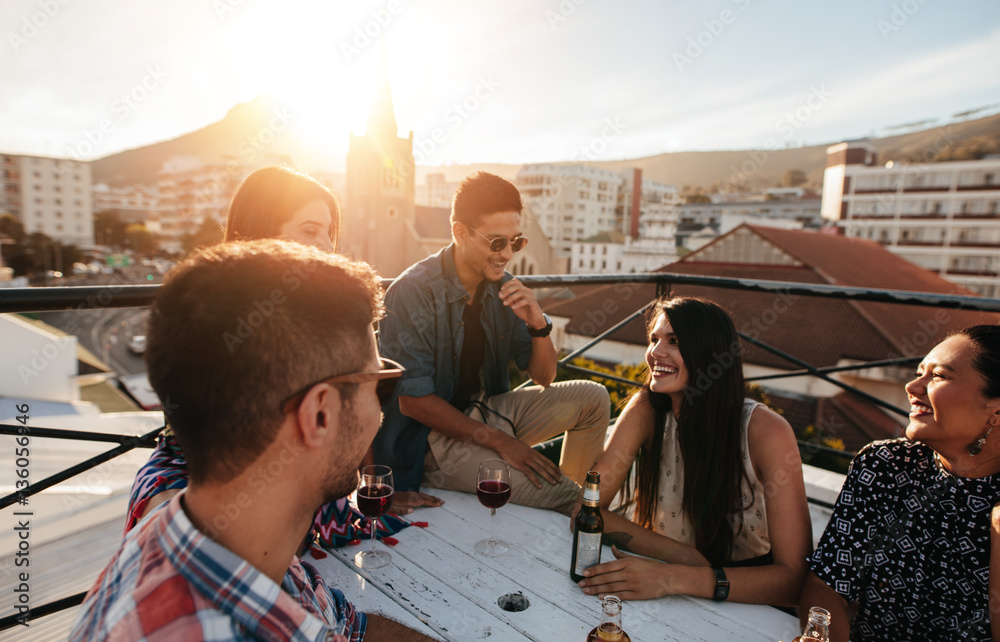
[280,357,404,413]
[469,226,528,253]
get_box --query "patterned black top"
[808,438,1000,641]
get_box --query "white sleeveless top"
[624,398,771,562]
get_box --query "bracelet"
[711,566,730,601]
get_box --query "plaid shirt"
[71,494,366,641]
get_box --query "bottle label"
[583,487,600,503]
[574,531,602,575]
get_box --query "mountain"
[91,96,329,187]
[92,99,1000,191]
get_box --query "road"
[40,307,148,377]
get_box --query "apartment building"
[415,172,460,207]
[517,164,622,257]
[156,155,247,254]
[92,183,161,233]
[570,169,680,274]
[678,193,823,230]
[822,142,1000,297]
[0,154,93,245]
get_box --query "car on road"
[127,335,147,355]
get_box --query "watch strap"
[711,566,730,601]
[527,313,552,338]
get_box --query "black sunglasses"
[280,358,404,413]
[469,226,528,253]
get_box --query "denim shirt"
[375,244,533,490]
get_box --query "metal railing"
[1,272,999,630]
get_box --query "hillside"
[93,100,1000,191]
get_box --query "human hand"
[498,278,544,329]
[578,545,675,601]
[492,432,564,488]
[392,491,445,515]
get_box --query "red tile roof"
[544,225,1000,369]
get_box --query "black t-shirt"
[451,285,486,410]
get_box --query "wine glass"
[474,459,511,557]
[354,464,394,569]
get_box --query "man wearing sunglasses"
[376,172,610,514]
[72,240,434,641]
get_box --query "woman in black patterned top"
[801,325,1000,641]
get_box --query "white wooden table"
[306,490,801,642]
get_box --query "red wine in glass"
[477,480,511,510]
[474,459,511,557]
[354,465,393,569]
[358,484,394,517]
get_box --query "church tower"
[343,45,417,277]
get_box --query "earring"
[969,421,996,456]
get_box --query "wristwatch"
[711,567,730,601]
[527,313,552,338]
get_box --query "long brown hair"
[620,296,751,565]
[225,166,341,249]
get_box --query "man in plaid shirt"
[71,240,435,641]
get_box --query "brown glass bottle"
[586,595,631,642]
[571,471,603,583]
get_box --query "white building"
[156,155,245,254]
[678,194,822,231]
[517,164,622,257]
[415,172,459,208]
[92,183,161,233]
[822,142,1000,297]
[570,167,681,274]
[0,153,93,245]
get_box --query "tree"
[684,193,711,204]
[182,216,225,254]
[781,169,807,187]
[125,223,158,256]
[0,213,25,243]
[93,210,126,247]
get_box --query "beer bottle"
[793,606,831,642]
[586,595,631,642]
[571,471,603,582]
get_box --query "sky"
[1,0,998,172]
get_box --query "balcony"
[1,274,999,635]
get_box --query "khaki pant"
[423,380,610,515]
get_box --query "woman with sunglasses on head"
[125,166,441,534]
[575,296,811,605]
[801,325,1000,641]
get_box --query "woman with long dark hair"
[576,296,811,605]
